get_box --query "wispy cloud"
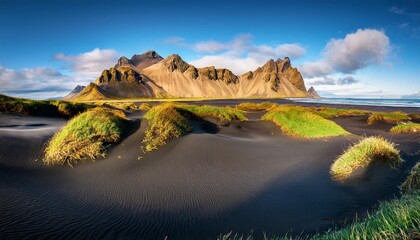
[306,75,359,86]
[55,48,119,81]
[165,34,306,75]
[390,6,420,39]
[0,48,119,99]
[388,6,420,17]
[0,65,73,99]
[300,29,390,78]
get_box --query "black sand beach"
[0,101,419,240]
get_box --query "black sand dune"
[0,103,418,240]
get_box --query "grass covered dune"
[143,102,247,151]
[390,123,420,134]
[367,112,411,125]
[262,105,349,138]
[330,137,402,181]
[0,94,90,118]
[44,108,127,166]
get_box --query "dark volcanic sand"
[0,104,419,240]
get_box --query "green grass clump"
[261,105,349,138]
[330,137,403,181]
[143,103,192,152]
[236,102,277,111]
[390,123,420,134]
[44,108,126,166]
[408,113,420,120]
[0,94,91,118]
[218,191,420,240]
[177,104,248,122]
[0,94,57,116]
[401,162,420,193]
[311,191,420,240]
[51,100,91,118]
[367,112,410,125]
[139,103,152,111]
[310,107,370,119]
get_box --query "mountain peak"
[277,57,291,73]
[162,54,190,72]
[307,86,320,98]
[61,85,85,100]
[142,50,161,58]
[115,56,133,67]
[130,50,163,69]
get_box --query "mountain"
[307,86,321,98]
[62,85,85,100]
[115,50,163,70]
[70,51,313,100]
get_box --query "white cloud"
[166,34,306,75]
[0,65,73,99]
[300,29,390,77]
[194,40,228,53]
[55,48,119,81]
[299,61,332,78]
[306,75,359,86]
[191,54,262,75]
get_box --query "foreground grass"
[390,123,420,134]
[310,107,370,119]
[177,104,248,122]
[367,112,410,125]
[44,108,126,166]
[330,137,403,181]
[219,191,419,240]
[0,94,90,118]
[143,103,192,152]
[310,191,420,240]
[236,102,277,111]
[261,105,349,138]
[401,162,420,193]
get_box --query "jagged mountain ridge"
[62,85,85,100]
[71,51,317,100]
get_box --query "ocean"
[289,98,420,108]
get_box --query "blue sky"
[0,0,419,99]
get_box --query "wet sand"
[0,103,419,240]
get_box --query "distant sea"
[289,98,420,108]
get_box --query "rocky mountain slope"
[307,86,321,98]
[70,51,318,100]
[62,85,85,100]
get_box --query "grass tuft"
[143,103,192,152]
[142,103,247,152]
[0,94,91,118]
[44,108,126,166]
[367,112,410,125]
[177,104,248,122]
[330,137,403,181]
[236,102,277,111]
[139,103,152,111]
[218,191,420,240]
[310,107,370,119]
[408,113,420,120]
[401,162,420,193]
[262,105,349,138]
[51,100,91,118]
[390,123,420,134]
[311,191,420,240]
